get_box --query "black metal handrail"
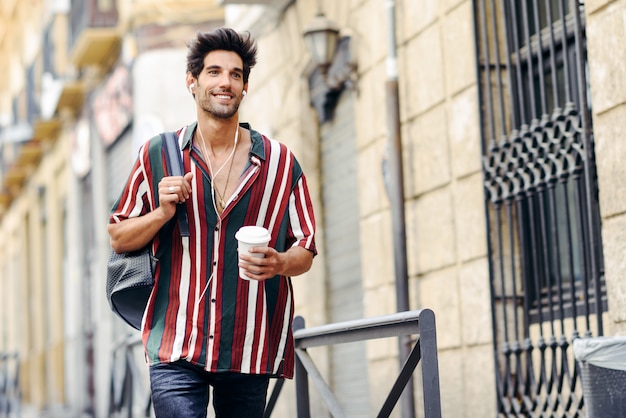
[265,309,441,418]
[108,334,151,418]
[0,352,20,418]
[109,310,440,417]
[108,333,287,418]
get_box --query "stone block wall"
[585,0,626,334]
[394,1,495,417]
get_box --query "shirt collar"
[180,121,196,150]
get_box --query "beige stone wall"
[585,0,626,335]
[396,1,494,417]
[232,0,497,416]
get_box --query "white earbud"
[242,90,247,97]
[189,83,195,94]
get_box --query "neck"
[196,120,239,160]
[196,115,239,154]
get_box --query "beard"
[198,88,242,120]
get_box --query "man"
[108,28,317,417]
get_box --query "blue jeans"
[149,361,270,418]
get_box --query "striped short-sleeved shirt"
[109,122,317,378]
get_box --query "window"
[43,23,56,77]
[473,0,605,416]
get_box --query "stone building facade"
[1,0,625,417]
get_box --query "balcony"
[69,0,121,71]
[55,80,85,116]
[0,127,56,215]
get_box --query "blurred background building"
[1,0,626,417]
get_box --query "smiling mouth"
[213,92,234,100]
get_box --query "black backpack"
[106,132,189,330]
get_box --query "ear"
[186,72,196,94]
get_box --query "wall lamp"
[303,13,340,75]
[303,12,357,122]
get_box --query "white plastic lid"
[235,226,271,244]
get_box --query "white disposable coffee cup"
[235,226,271,280]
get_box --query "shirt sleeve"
[109,141,155,224]
[287,173,317,256]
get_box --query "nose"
[217,72,233,90]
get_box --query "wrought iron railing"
[265,309,441,418]
[0,352,20,418]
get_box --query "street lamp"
[303,12,357,122]
[302,12,340,74]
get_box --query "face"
[191,50,247,120]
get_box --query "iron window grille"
[472,0,606,416]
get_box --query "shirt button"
[209,335,214,339]
[211,298,216,303]
[215,226,219,231]
[213,261,217,266]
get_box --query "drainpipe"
[384,1,415,417]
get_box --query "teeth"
[216,95,231,99]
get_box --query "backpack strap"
[161,131,190,237]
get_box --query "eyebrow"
[205,64,244,74]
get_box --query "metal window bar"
[472,0,605,416]
[0,353,20,418]
[268,309,441,418]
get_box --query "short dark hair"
[186,28,258,84]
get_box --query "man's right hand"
[108,172,193,253]
[158,172,194,220]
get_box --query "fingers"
[159,174,192,202]
[239,263,269,281]
[238,247,271,263]
[238,248,276,280]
